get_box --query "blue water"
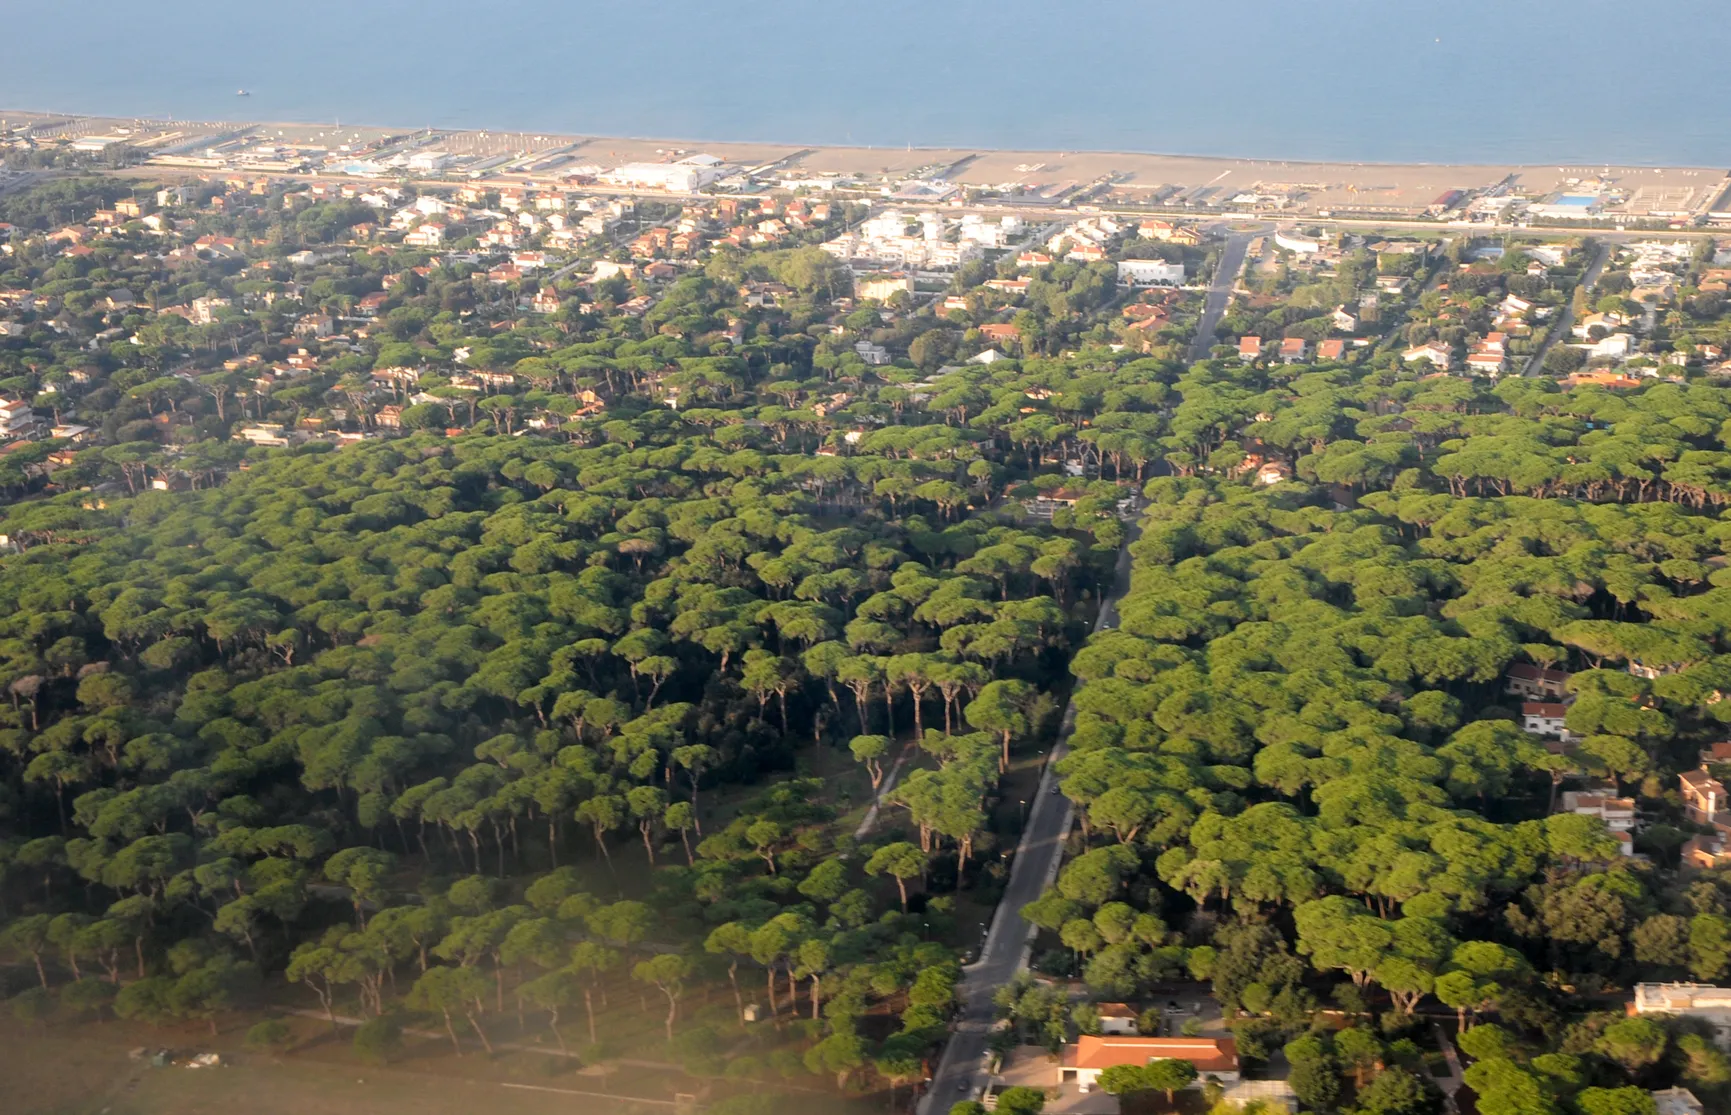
[3,0,1727,166]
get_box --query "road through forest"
[919,511,1143,1112]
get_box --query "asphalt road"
[1521,239,1612,377]
[1188,231,1255,363]
[920,511,1143,1112]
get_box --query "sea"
[3,0,1728,167]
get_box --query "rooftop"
[1066,1035,1239,1075]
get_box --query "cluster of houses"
[821,208,1014,271]
[1505,663,1646,854]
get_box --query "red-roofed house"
[1506,664,1571,701]
[1317,339,1347,361]
[1237,336,1263,361]
[1062,1035,1240,1091]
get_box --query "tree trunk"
[584,985,597,1045]
[466,1010,494,1055]
[443,1009,463,1055]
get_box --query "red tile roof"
[1072,1036,1238,1074]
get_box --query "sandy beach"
[6,108,1728,219]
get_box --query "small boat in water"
[236,89,251,97]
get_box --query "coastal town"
[6,111,1731,1115]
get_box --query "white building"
[404,223,446,248]
[1559,790,1636,835]
[1580,333,1635,361]
[599,156,723,193]
[0,397,39,438]
[1521,701,1574,741]
[1403,342,1453,370]
[1652,1088,1704,1115]
[1633,985,1731,1046]
[1275,229,1323,254]
[406,151,453,173]
[238,423,291,447]
[854,341,891,366]
[1096,1004,1138,1036]
[1117,259,1186,287]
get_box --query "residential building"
[1563,370,1643,389]
[979,323,1020,346]
[1652,1088,1703,1115]
[1573,311,1628,339]
[1584,333,1635,361]
[531,287,564,315]
[1331,305,1360,333]
[295,314,335,339]
[1520,701,1573,741]
[1279,337,1310,364]
[1116,259,1185,287]
[856,274,914,302]
[1237,336,1263,361]
[1061,1036,1240,1091]
[1016,251,1054,270]
[1096,1004,1138,1036]
[1506,664,1571,700]
[1632,984,1731,1046]
[1684,833,1731,870]
[0,397,39,439]
[1559,790,1636,833]
[237,423,291,447]
[374,405,403,429]
[1317,339,1347,361]
[1629,658,1677,680]
[1403,341,1453,370]
[1682,770,1727,826]
[1256,461,1293,486]
[404,223,446,248]
[854,342,891,366]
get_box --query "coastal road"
[1522,239,1612,377]
[920,511,1143,1113]
[1187,231,1256,363]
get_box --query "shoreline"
[6,104,1728,175]
[6,107,1729,222]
